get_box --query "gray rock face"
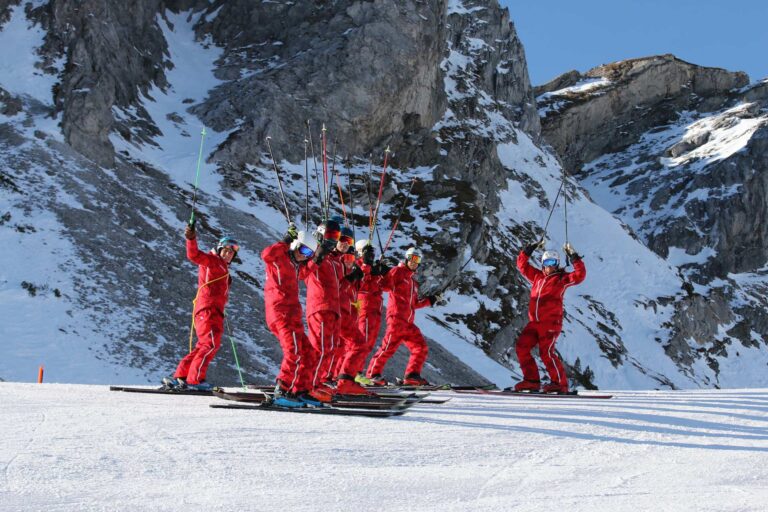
[537,54,749,173]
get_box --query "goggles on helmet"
[542,258,558,267]
[297,244,315,258]
[342,252,356,264]
[339,234,354,245]
[406,254,422,264]
[324,228,341,241]
[217,238,240,253]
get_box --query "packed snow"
[2,383,768,511]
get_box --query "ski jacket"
[339,271,357,320]
[300,251,343,317]
[356,259,384,316]
[380,262,431,323]
[261,241,303,325]
[186,238,231,316]
[517,252,586,324]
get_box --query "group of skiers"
[163,217,586,402]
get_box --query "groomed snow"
[2,383,768,511]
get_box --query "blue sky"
[502,1,768,85]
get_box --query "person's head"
[315,219,341,245]
[355,239,369,258]
[541,250,560,275]
[337,226,354,253]
[216,236,240,264]
[404,246,421,271]
[290,231,318,262]
[342,246,356,269]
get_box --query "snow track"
[1,383,767,511]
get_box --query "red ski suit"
[355,263,384,375]
[299,252,343,388]
[261,241,316,393]
[333,267,368,378]
[515,252,586,387]
[367,263,431,377]
[174,238,231,385]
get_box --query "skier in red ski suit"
[299,219,344,399]
[332,246,370,395]
[165,224,239,390]
[513,241,586,394]
[366,246,438,386]
[261,225,318,401]
[352,240,384,385]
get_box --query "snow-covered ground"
[2,383,768,511]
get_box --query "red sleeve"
[186,238,218,267]
[564,258,586,286]
[261,241,289,264]
[516,252,542,283]
[415,296,431,309]
[379,266,397,292]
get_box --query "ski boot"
[162,376,185,389]
[368,374,388,386]
[509,380,541,393]
[542,382,569,394]
[185,381,213,391]
[308,387,334,403]
[272,386,306,408]
[295,391,324,408]
[336,375,375,396]
[354,373,374,386]
[402,373,431,387]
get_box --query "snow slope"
[2,383,768,511]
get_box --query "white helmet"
[291,231,318,253]
[405,246,422,262]
[355,239,369,255]
[541,250,560,267]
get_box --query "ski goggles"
[297,245,315,258]
[323,228,341,241]
[342,252,356,264]
[339,234,354,245]
[406,254,422,264]
[219,243,240,253]
[542,258,558,267]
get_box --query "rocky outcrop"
[537,54,749,173]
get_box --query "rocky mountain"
[2,0,767,389]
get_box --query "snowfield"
[2,383,768,511]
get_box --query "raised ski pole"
[265,136,292,223]
[562,163,571,267]
[381,178,416,256]
[365,153,375,237]
[327,138,338,221]
[369,146,390,244]
[335,168,348,225]
[307,121,324,222]
[345,155,355,240]
[541,179,564,239]
[304,139,310,227]
[188,127,207,227]
[322,124,329,218]
[224,316,246,389]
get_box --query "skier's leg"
[185,309,223,385]
[515,323,541,383]
[402,323,428,376]
[538,324,567,390]
[366,323,403,378]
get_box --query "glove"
[185,225,196,240]
[344,264,364,282]
[362,244,375,266]
[314,243,328,264]
[371,261,391,276]
[563,242,582,261]
[427,294,440,307]
[522,239,543,256]
[321,238,337,252]
[283,222,298,243]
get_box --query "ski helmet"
[541,250,559,267]
[339,226,354,245]
[405,246,422,264]
[314,219,341,243]
[291,231,318,258]
[216,236,240,254]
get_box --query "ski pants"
[334,313,367,378]
[307,310,339,388]
[367,319,428,377]
[355,312,382,375]
[515,321,567,386]
[175,308,224,385]
[269,311,316,393]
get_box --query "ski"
[109,385,214,396]
[453,389,613,399]
[209,402,406,417]
[212,389,410,410]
